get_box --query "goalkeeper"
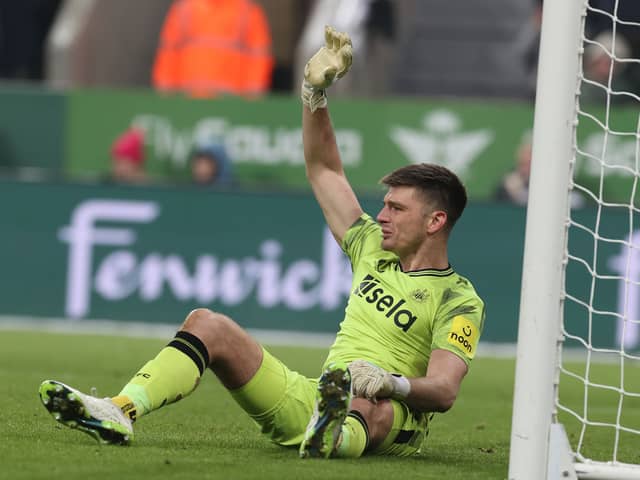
[38,26,485,459]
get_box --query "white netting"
[557,0,640,475]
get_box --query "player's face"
[376,186,431,255]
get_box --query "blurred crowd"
[3,0,639,99]
[1,0,640,197]
[0,0,399,98]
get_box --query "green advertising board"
[64,88,640,203]
[0,86,66,174]
[0,179,637,352]
[66,89,534,199]
[0,86,638,203]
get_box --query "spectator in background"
[586,0,640,50]
[152,0,274,98]
[583,1,640,101]
[108,128,148,185]
[494,130,585,208]
[512,0,640,101]
[494,131,533,206]
[581,31,636,105]
[190,142,234,187]
[0,0,62,80]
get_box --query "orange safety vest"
[152,0,274,97]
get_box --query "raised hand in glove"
[301,25,353,112]
[349,360,411,402]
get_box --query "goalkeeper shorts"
[229,347,316,446]
[229,347,431,456]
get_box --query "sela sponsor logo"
[353,274,417,332]
[447,315,479,358]
[58,199,353,318]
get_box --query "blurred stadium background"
[3,1,640,477]
[1,0,637,354]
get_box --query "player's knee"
[181,308,237,344]
[183,307,229,328]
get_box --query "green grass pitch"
[1,330,638,479]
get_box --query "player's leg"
[334,397,428,458]
[300,362,392,459]
[299,361,353,458]
[39,380,135,445]
[368,400,430,457]
[341,397,394,455]
[229,346,318,446]
[299,368,428,459]
[301,393,394,459]
[113,307,264,420]
[39,308,266,444]
[235,357,420,458]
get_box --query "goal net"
[509,1,640,479]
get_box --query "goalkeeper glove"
[349,360,411,402]
[301,25,353,112]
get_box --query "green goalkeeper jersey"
[324,214,485,378]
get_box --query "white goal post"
[509,0,640,479]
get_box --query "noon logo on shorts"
[353,274,418,332]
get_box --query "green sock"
[336,413,369,458]
[115,331,209,419]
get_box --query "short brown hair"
[380,163,468,229]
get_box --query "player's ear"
[426,210,448,234]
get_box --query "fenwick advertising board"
[0,180,638,351]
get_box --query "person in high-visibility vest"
[152,0,274,98]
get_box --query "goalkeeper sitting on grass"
[38,26,485,459]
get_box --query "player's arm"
[404,349,468,412]
[352,297,483,411]
[350,350,468,413]
[301,26,363,243]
